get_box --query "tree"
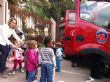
[8,0,75,22]
[47,0,75,22]
[7,0,75,40]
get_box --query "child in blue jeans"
[55,42,63,72]
[39,37,56,82]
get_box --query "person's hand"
[20,40,23,44]
[10,44,17,49]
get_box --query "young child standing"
[26,40,39,82]
[12,40,24,74]
[55,42,63,72]
[39,37,56,82]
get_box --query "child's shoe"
[33,80,37,82]
[12,71,16,75]
[86,77,95,82]
[20,69,24,73]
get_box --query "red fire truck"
[58,0,110,76]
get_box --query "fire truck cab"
[58,0,110,76]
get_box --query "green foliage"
[8,0,75,22]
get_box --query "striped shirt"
[39,47,56,67]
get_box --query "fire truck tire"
[63,55,70,60]
[100,57,110,77]
[71,57,77,67]
[71,55,80,67]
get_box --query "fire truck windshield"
[80,0,110,28]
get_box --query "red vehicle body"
[58,0,110,75]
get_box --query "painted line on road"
[61,70,88,77]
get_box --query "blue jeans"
[0,44,10,72]
[56,57,62,72]
[40,64,53,82]
[27,71,36,82]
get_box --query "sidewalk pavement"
[1,59,109,82]
[0,60,27,82]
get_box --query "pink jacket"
[26,49,39,72]
[13,48,23,60]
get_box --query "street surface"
[0,59,110,82]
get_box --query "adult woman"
[0,18,23,74]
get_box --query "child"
[55,42,63,72]
[35,42,41,80]
[39,37,56,82]
[26,40,39,82]
[12,40,24,74]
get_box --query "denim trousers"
[27,71,36,82]
[56,57,62,72]
[0,44,10,72]
[40,63,53,82]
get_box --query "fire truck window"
[80,0,110,29]
[69,12,76,25]
[80,1,97,21]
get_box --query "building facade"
[0,0,9,25]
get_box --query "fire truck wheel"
[63,55,71,60]
[100,57,110,77]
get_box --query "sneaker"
[12,71,15,75]
[86,77,95,82]
[55,69,60,72]
[8,72,12,75]
[33,80,37,82]
[20,69,24,73]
